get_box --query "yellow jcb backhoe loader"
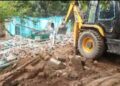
[58,1,120,58]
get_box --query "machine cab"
[87,1,120,38]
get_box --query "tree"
[0,1,15,22]
[0,1,15,36]
[0,1,69,24]
[25,1,69,17]
[0,0,91,37]
[0,1,31,37]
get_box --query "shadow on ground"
[97,52,120,65]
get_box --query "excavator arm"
[58,1,83,48]
[64,1,83,25]
[64,1,83,48]
[57,2,75,34]
[64,1,74,23]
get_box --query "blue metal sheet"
[5,16,72,39]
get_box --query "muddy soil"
[0,43,120,86]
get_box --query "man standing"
[49,22,56,46]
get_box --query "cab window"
[98,1,115,20]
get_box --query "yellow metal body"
[82,24,104,36]
[64,1,105,48]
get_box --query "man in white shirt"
[49,22,56,46]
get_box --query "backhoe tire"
[78,30,105,59]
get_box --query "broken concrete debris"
[0,33,120,86]
[0,33,73,69]
[0,35,42,68]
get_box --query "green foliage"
[99,1,110,11]
[0,1,94,22]
[0,1,16,22]
[78,0,89,12]
[0,1,70,21]
[0,1,31,22]
[0,1,90,21]
[26,1,70,17]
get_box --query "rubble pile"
[0,41,120,86]
[55,33,73,45]
[0,33,120,86]
[0,35,46,68]
[0,34,73,69]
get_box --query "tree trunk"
[0,22,5,38]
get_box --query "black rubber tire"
[78,30,105,59]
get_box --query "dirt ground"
[0,42,120,86]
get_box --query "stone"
[93,60,98,64]
[84,66,90,70]
[47,58,66,70]
[5,54,17,61]
[57,56,66,62]
[71,56,83,71]
[70,81,82,86]
[25,65,34,72]
[68,71,79,80]
[44,55,50,61]
[38,72,45,78]
[34,61,46,72]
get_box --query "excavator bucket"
[57,24,67,34]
